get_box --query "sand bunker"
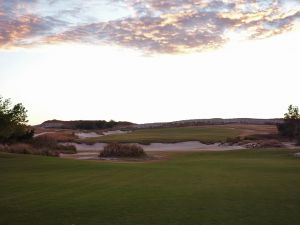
[102,130,131,135]
[75,132,102,139]
[60,141,245,160]
[66,141,244,152]
[75,130,130,139]
[60,141,244,161]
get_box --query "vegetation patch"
[277,105,300,142]
[226,135,284,149]
[36,132,77,142]
[0,96,77,157]
[39,119,132,130]
[99,143,146,158]
[0,96,33,143]
[0,135,76,157]
[84,127,240,144]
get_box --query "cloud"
[0,0,68,48]
[45,11,235,53]
[0,14,67,48]
[1,0,300,53]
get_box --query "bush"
[100,143,145,158]
[226,136,242,144]
[32,135,58,148]
[31,135,76,154]
[296,136,300,146]
[277,105,300,140]
[35,132,76,142]
[0,143,61,156]
[0,131,76,157]
[277,122,300,138]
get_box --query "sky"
[0,0,300,125]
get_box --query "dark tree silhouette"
[277,105,300,143]
[0,96,33,143]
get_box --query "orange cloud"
[0,0,300,53]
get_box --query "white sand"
[66,141,244,152]
[60,141,244,160]
[102,130,131,135]
[75,130,130,139]
[75,132,102,139]
[34,132,55,137]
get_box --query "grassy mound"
[100,143,145,158]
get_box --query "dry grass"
[0,143,60,156]
[37,132,77,142]
[0,134,76,157]
[100,143,145,158]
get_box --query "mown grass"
[1,149,300,225]
[82,127,240,144]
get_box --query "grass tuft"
[100,143,145,158]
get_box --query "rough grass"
[36,131,76,142]
[0,135,76,157]
[1,149,300,225]
[100,143,145,158]
[83,127,241,144]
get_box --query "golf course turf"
[1,149,300,225]
[83,126,241,144]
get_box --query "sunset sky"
[1,0,300,125]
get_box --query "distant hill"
[37,118,283,130]
[133,118,283,129]
[37,120,134,130]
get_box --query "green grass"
[1,150,300,225]
[83,127,240,144]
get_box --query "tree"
[0,96,33,143]
[284,105,300,120]
[277,105,300,139]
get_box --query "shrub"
[32,135,58,148]
[35,132,76,142]
[100,143,145,158]
[32,135,76,153]
[296,136,300,146]
[0,135,76,156]
[277,122,300,138]
[277,105,300,139]
[0,143,57,156]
